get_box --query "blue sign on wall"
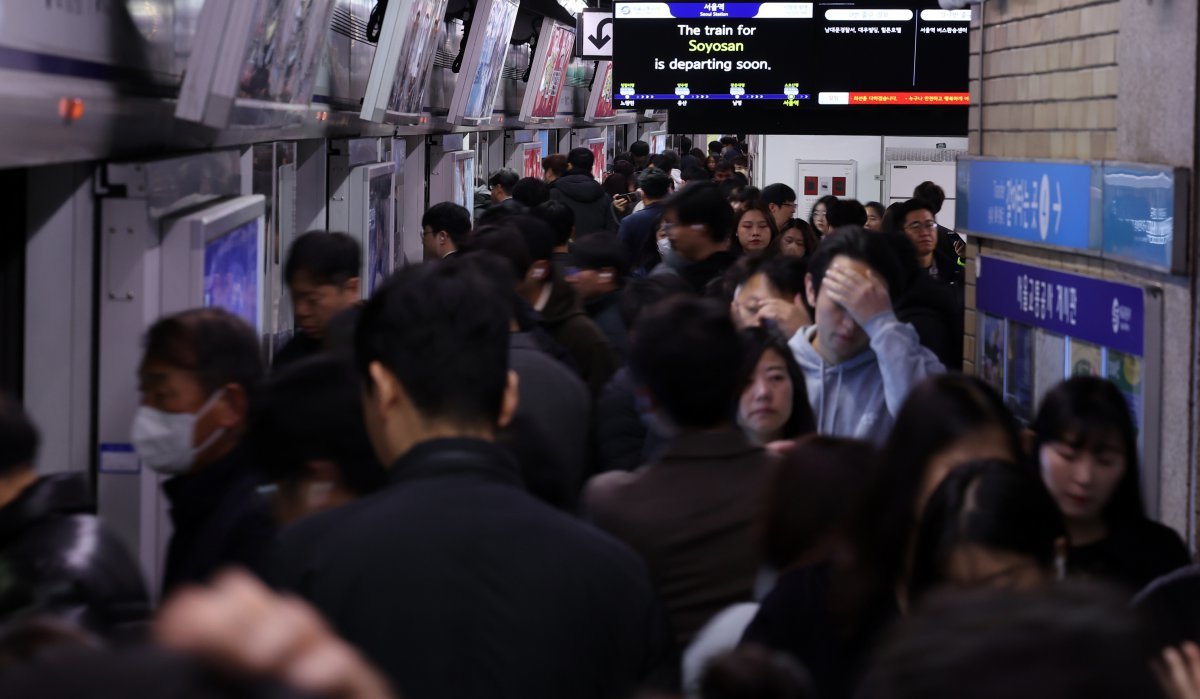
[976,257,1144,356]
[957,159,1097,250]
[1102,163,1184,273]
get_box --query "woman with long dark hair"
[741,375,1022,699]
[736,327,816,446]
[730,205,781,259]
[1032,376,1189,593]
[906,459,1067,605]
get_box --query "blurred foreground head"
[858,582,1167,699]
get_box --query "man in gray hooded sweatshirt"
[790,227,945,442]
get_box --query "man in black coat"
[568,232,632,364]
[549,147,619,236]
[132,309,276,596]
[0,393,150,640]
[270,259,667,699]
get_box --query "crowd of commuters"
[1,136,1199,699]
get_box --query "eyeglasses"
[904,220,939,232]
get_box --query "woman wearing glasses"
[809,195,839,238]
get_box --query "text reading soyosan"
[657,24,771,72]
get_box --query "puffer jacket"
[549,169,619,235]
[0,473,150,640]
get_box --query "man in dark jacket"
[273,232,362,370]
[271,259,667,699]
[478,216,618,395]
[586,298,776,646]
[618,167,673,263]
[0,393,150,640]
[132,308,275,595]
[568,232,632,364]
[651,181,738,295]
[549,147,619,236]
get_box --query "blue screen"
[204,218,260,329]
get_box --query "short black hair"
[567,147,594,172]
[885,198,938,235]
[355,260,510,428]
[805,226,907,302]
[571,233,629,279]
[511,214,556,263]
[618,275,695,328]
[475,198,528,227]
[284,232,361,287]
[701,645,816,699]
[714,160,735,174]
[859,583,1165,699]
[0,393,38,476]
[248,355,386,494]
[913,181,946,214]
[681,165,711,182]
[829,198,867,228]
[664,181,735,243]
[531,200,575,247]
[142,308,264,397]
[511,177,550,207]
[908,459,1066,604]
[637,167,674,199]
[631,297,743,428]
[760,183,797,207]
[629,141,650,157]
[747,254,808,300]
[487,169,519,193]
[462,224,533,279]
[542,153,568,177]
[708,140,723,155]
[421,202,472,248]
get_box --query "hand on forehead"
[829,256,881,284]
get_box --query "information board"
[614,1,969,134]
[1102,163,1188,274]
[974,256,1159,485]
[956,159,1097,250]
[958,157,1188,273]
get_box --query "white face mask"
[131,389,227,475]
[656,237,672,259]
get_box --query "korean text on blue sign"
[957,159,1096,250]
[976,257,1144,356]
[1102,163,1181,272]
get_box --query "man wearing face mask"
[132,308,275,595]
[618,168,673,263]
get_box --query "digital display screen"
[462,0,520,120]
[385,0,449,117]
[526,23,577,119]
[237,0,335,105]
[613,1,969,134]
[204,219,261,329]
[367,174,393,295]
[587,61,616,119]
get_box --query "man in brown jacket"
[585,297,776,646]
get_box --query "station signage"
[957,157,1188,274]
[975,256,1145,357]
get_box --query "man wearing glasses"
[894,198,964,290]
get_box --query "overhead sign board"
[957,156,1190,273]
[956,158,1098,251]
[976,256,1145,357]
[1101,162,1188,274]
[577,10,614,58]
